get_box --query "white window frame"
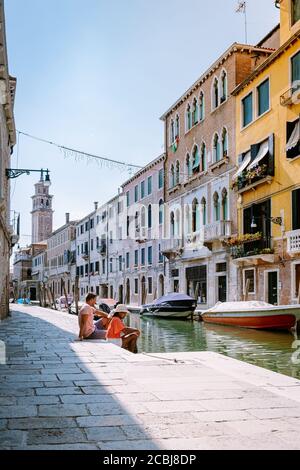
[256,75,271,119]
[243,268,256,295]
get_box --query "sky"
[5,0,279,249]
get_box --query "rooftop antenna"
[236,1,248,44]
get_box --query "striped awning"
[286,120,300,152]
[232,151,251,180]
[248,139,269,170]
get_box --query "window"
[192,198,200,232]
[201,143,207,171]
[134,279,139,295]
[126,191,130,207]
[96,237,99,249]
[95,261,99,273]
[292,188,300,230]
[77,246,80,256]
[148,246,153,265]
[85,221,89,231]
[118,201,123,214]
[192,98,199,125]
[141,248,145,266]
[158,244,164,263]
[221,71,227,102]
[170,164,175,188]
[216,262,227,273]
[119,255,123,271]
[292,0,300,25]
[170,119,175,144]
[175,114,180,138]
[170,211,175,237]
[242,92,253,127]
[134,250,138,267]
[222,188,228,221]
[213,192,220,221]
[147,176,152,195]
[186,265,207,304]
[85,264,88,275]
[192,145,200,172]
[201,197,207,226]
[102,259,106,274]
[159,199,164,225]
[126,252,130,269]
[158,169,164,189]
[90,218,94,229]
[186,153,192,178]
[186,104,192,131]
[148,204,152,228]
[243,269,255,295]
[291,51,300,91]
[80,225,84,234]
[213,134,221,162]
[175,161,180,185]
[109,258,113,273]
[91,239,94,251]
[257,78,270,117]
[134,185,139,203]
[222,128,228,158]
[109,231,113,244]
[199,92,205,121]
[148,277,153,295]
[213,78,219,109]
[141,180,145,199]
[90,263,94,274]
[127,216,130,237]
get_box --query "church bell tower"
[31,172,53,244]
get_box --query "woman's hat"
[110,304,130,316]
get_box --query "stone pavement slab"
[0,304,300,450]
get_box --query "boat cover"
[152,293,195,305]
[204,301,275,313]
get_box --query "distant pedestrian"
[78,293,110,341]
[106,304,140,353]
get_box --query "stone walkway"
[0,304,300,450]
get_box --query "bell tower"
[31,174,53,244]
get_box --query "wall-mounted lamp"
[251,215,283,229]
[6,168,51,186]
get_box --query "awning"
[232,151,251,180]
[286,120,300,152]
[248,139,269,170]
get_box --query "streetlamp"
[6,168,51,185]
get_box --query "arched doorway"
[158,275,164,298]
[125,279,130,305]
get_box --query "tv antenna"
[236,1,248,44]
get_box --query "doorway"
[267,271,278,305]
[218,276,227,303]
[118,285,124,303]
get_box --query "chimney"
[94,202,98,211]
[65,213,70,224]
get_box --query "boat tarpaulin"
[153,293,195,305]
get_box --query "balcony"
[286,229,300,254]
[81,251,89,261]
[161,238,183,258]
[231,237,275,265]
[204,221,232,242]
[97,243,107,256]
[280,85,300,107]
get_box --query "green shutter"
[258,79,269,116]
[243,93,253,127]
[292,51,300,88]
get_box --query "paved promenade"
[0,305,300,450]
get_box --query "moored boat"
[201,301,298,331]
[140,293,196,319]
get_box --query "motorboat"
[201,301,299,331]
[140,293,197,319]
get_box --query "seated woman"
[78,293,110,340]
[106,304,140,353]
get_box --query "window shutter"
[268,133,275,176]
[250,143,260,162]
[292,189,300,231]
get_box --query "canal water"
[127,314,300,380]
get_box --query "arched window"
[213,133,221,162]
[170,119,175,144]
[192,145,200,173]
[199,92,205,121]
[213,192,220,221]
[185,205,191,234]
[175,161,180,185]
[221,70,227,102]
[159,199,164,225]
[222,188,228,221]
[170,164,175,188]
[192,198,200,232]
[201,197,207,226]
[148,204,152,228]
[175,209,181,237]
[213,78,219,109]
[201,142,206,172]
[135,211,139,229]
[186,104,191,131]
[186,153,192,179]
[141,206,146,228]
[222,127,228,158]
[192,98,199,126]
[175,114,180,138]
[170,211,175,237]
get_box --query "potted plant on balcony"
[222,232,262,247]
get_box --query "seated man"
[78,293,110,341]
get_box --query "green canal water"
[127,314,300,380]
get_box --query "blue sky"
[6,0,279,247]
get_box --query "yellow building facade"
[232,0,300,305]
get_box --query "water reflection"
[127,314,300,379]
